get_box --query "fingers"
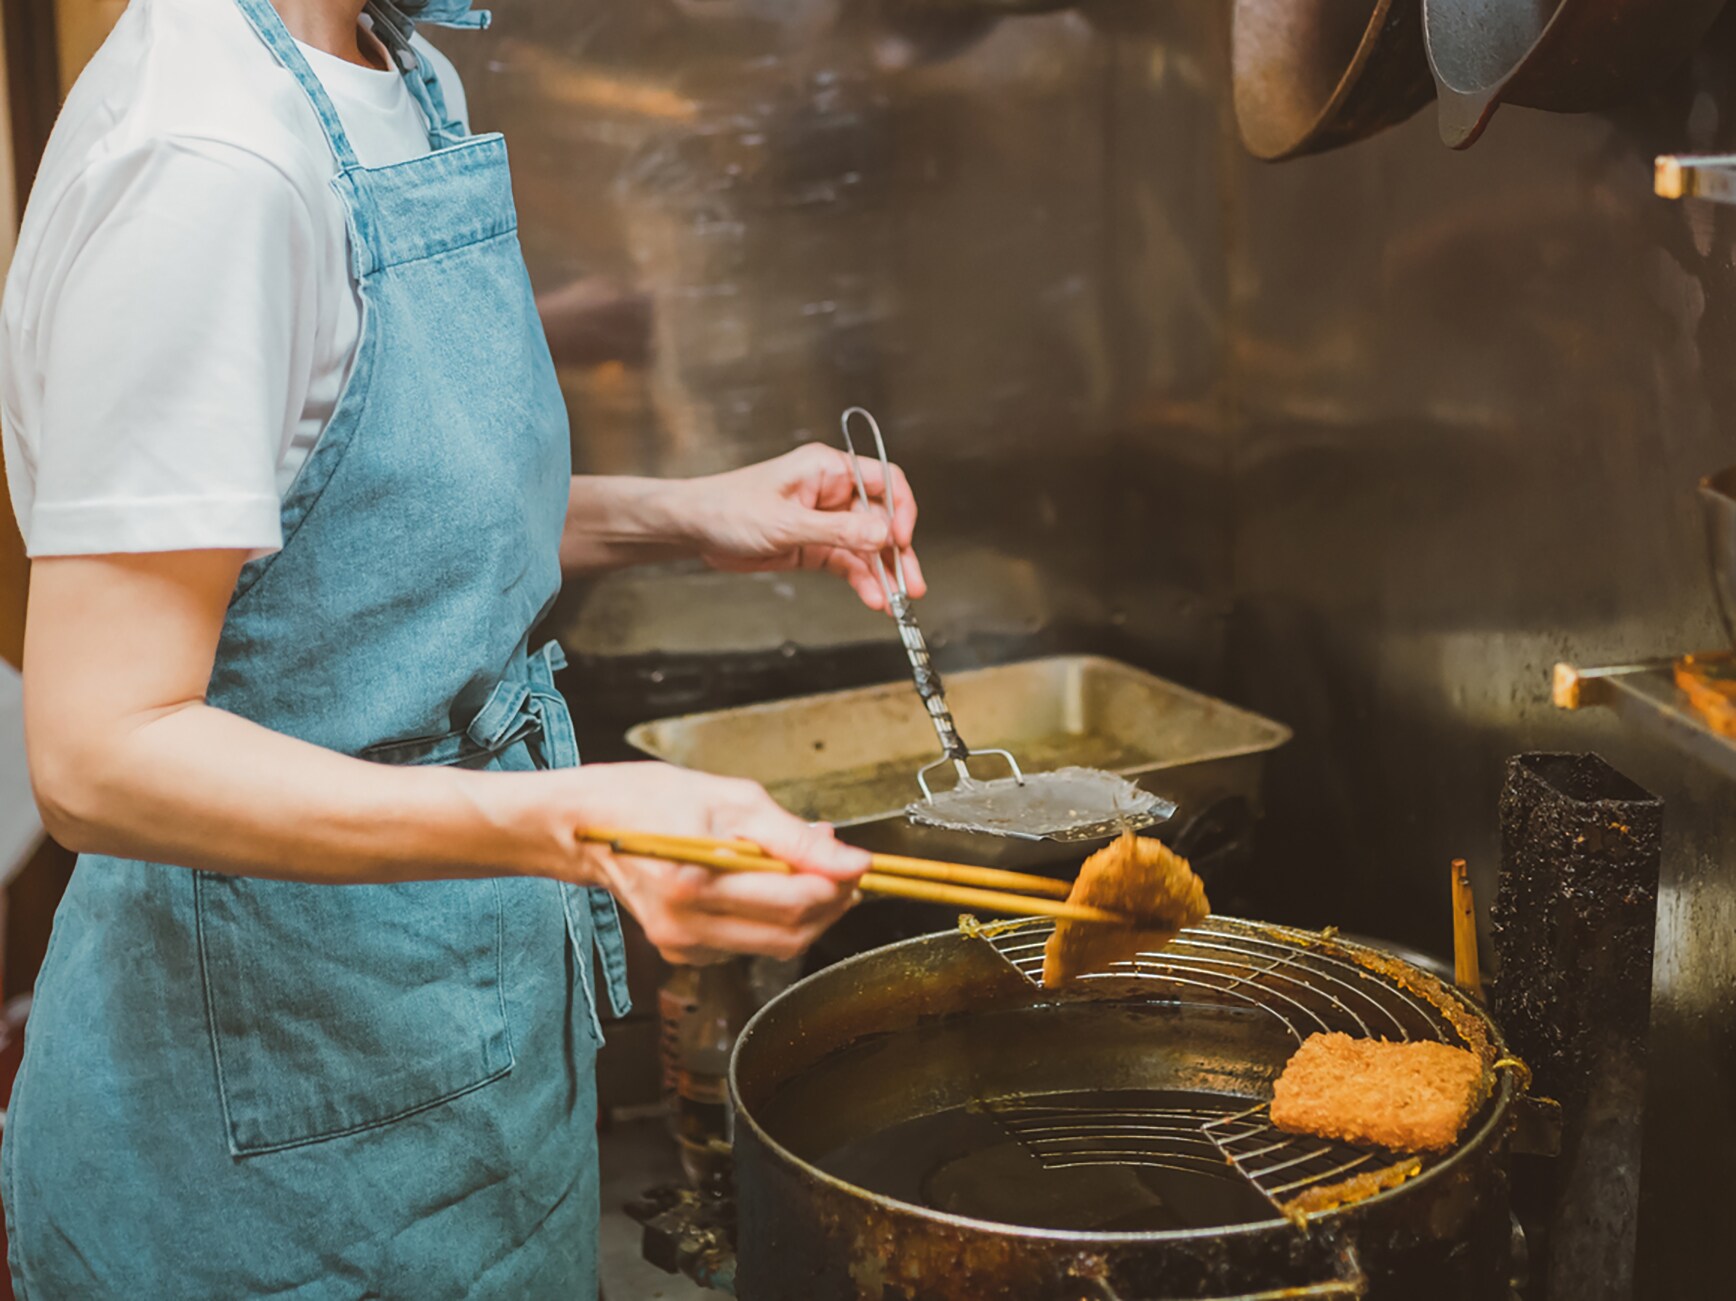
[721,805,870,882]
[579,766,867,963]
[663,944,733,967]
[880,461,919,550]
[750,446,924,606]
[770,502,890,556]
[785,443,920,549]
[629,860,858,963]
[825,551,889,611]
[654,915,845,965]
[690,869,858,927]
[893,541,926,599]
[823,544,925,610]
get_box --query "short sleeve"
[25,137,318,557]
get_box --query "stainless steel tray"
[626,655,1291,870]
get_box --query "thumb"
[772,504,889,555]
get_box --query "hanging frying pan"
[1232,0,1435,162]
[1424,0,1731,150]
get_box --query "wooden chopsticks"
[1450,857,1483,1000]
[581,828,1130,925]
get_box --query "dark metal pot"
[730,921,1521,1300]
[1233,0,1435,162]
[1423,0,1731,148]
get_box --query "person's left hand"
[678,444,925,612]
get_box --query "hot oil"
[811,1088,1276,1232]
[756,1001,1291,1234]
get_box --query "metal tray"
[626,655,1291,871]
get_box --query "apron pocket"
[195,872,514,1155]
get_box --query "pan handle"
[1657,153,1736,207]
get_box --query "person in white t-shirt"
[0,0,924,1293]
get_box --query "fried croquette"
[1041,831,1210,988]
[1268,1031,1484,1153]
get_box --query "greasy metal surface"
[628,655,1288,868]
[437,0,1235,730]
[1225,17,1736,1290]
[1493,754,1661,1301]
[431,2,1736,1289]
[730,924,1515,1300]
[1232,0,1433,161]
[974,915,1488,1050]
[1421,0,1731,147]
[1701,465,1736,645]
[909,765,1173,842]
[973,915,1500,1219]
[626,1183,739,1294]
[1332,934,1454,986]
[1552,657,1736,782]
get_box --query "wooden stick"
[1450,858,1483,999]
[865,851,1072,900]
[853,873,1124,924]
[582,829,1124,925]
[585,828,1072,898]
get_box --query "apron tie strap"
[383,642,632,1026]
[472,642,634,1024]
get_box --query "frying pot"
[731,920,1520,1300]
[1233,0,1435,162]
[1423,0,1731,149]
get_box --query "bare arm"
[23,550,864,962]
[558,475,702,574]
[560,444,925,611]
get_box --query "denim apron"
[1,0,631,1294]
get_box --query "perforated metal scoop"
[839,407,1175,843]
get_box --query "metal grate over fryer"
[982,1097,1243,1178]
[970,916,1482,1217]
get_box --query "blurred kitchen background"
[5,0,1736,1294]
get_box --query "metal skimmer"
[839,407,1174,842]
[969,915,1485,1217]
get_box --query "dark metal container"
[627,654,1292,874]
[730,923,1520,1300]
[1423,0,1730,148]
[1233,0,1435,162]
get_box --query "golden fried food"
[1269,1032,1484,1153]
[1040,832,1210,988]
[1674,654,1736,738]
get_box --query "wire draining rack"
[968,914,1484,1217]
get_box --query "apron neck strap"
[365,0,466,146]
[231,0,362,170]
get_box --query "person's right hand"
[548,762,867,966]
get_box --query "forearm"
[559,474,701,574]
[33,701,588,886]
[18,553,868,963]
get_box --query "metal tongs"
[840,407,1174,843]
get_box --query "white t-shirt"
[0,0,468,557]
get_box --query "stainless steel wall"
[438,3,1735,1292]
[439,0,1233,705]
[1227,22,1736,1293]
